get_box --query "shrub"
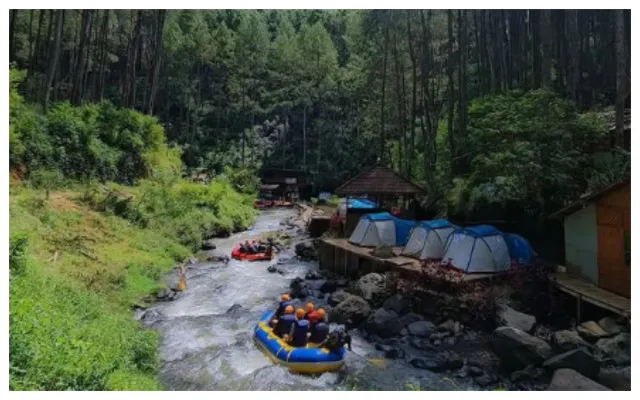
[9,232,28,277]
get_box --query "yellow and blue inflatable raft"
[253,310,346,374]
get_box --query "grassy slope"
[9,185,191,390]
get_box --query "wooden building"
[258,168,309,201]
[334,166,425,236]
[550,178,631,298]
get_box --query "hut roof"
[335,166,425,196]
[549,177,630,219]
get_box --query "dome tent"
[503,233,536,266]
[401,220,457,260]
[442,225,511,273]
[349,212,416,247]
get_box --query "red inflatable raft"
[231,244,274,262]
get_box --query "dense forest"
[9,9,631,219]
[7,9,632,391]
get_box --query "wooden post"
[576,294,582,325]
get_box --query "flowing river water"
[142,209,476,391]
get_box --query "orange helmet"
[281,294,290,302]
[295,308,305,319]
[284,305,294,314]
[317,308,326,319]
[305,302,315,313]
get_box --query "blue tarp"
[422,219,455,230]
[503,233,536,265]
[348,198,377,209]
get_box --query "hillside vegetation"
[9,69,257,390]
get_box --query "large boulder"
[305,270,323,280]
[305,279,327,291]
[364,308,401,338]
[546,368,610,391]
[329,294,372,326]
[397,312,423,329]
[355,273,391,306]
[201,239,217,250]
[319,280,338,294]
[491,326,553,371]
[543,348,601,379]
[598,367,631,391]
[328,290,352,307]
[289,277,311,299]
[382,294,410,316]
[550,329,592,353]
[407,320,437,338]
[495,304,536,333]
[577,320,611,342]
[597,317,624,336]
[295,241,317,261]
[594,333,631,365]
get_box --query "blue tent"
[442,225,511,273]
[349,212,416,247]
[402,219,458,259]
[503,233,536,265]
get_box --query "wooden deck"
[319,238,495,282]
[550,272,631,321]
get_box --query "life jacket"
[291,319,310,347]
[275,301,292,318]
[274,314,296,337]
[308,322,329,344]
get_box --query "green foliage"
[9,232,29,277]
[9,188,187,390]
[84,176,257,252]
[449,89,605,217]
[10,72,179,185]
[221,166,260,195]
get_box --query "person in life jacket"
[251,240,260,253]
[304,302,315,319]
[320,324,352,352]
[273,305,295,337]
[244,240,253,254]
[288,308,310,347]
[308,309,329,344]
[274,294,292,319]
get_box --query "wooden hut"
[550,178,631,298]
[335,166,425,236]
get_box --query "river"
[142,209,475,390]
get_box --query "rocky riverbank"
[274,206,631,391]
[152,205,630,391]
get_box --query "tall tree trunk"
[95,10,109,101]
[71,10,93,105]
[473,10,484,96]
[10,10,18,63]
[539,10,552,88]
[379,16,390,164]
[302,105,307,168]
[29,10,45,77]
[614,10,627,148]
[531,10,542,89]
[566,10,580,103]
[27,11,35,67]
[43,10,64,110]
[447,10,456,173]
[406,12,418,178]
[146,10,167,115]
[123,10,143,108]
[457,10,468,169]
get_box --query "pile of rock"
[489,306,630,391]
[295,241,318,261]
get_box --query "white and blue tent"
[349,212,416,247]
[442,225,511,273]
[401,220,457,260]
